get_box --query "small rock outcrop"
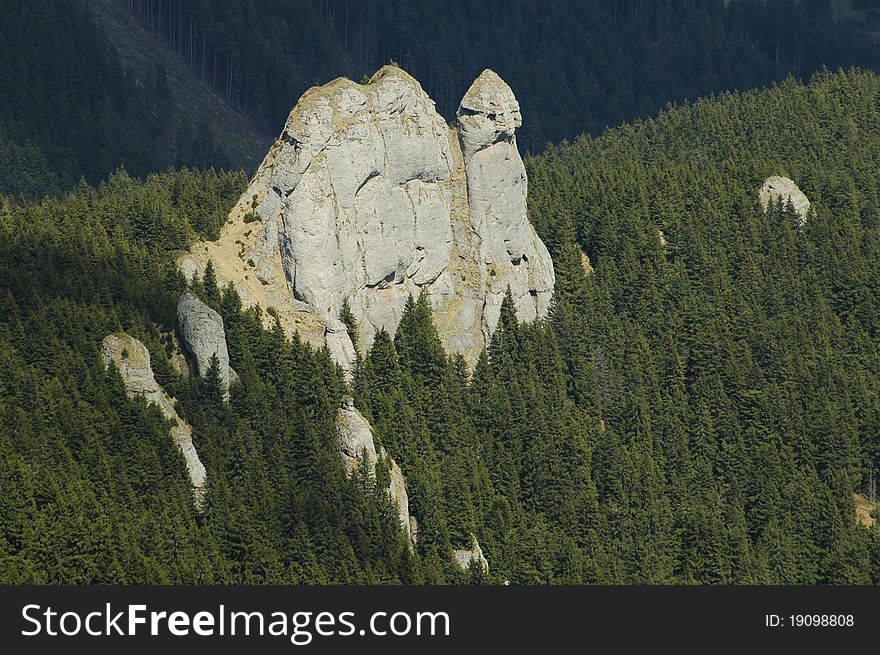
[759,176,811,226]
[336,397,379,471]
[580,249,594,276]
[324,319,358,379]
[452,535,489,573]
[388,460,412,544]
[181,65,554,367]
[101,334,207,508]
[336,397,416,547]
[855,493,877,529]
[177,290,231,397]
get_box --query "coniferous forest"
[4,0,880,197]
[2,62,880,583]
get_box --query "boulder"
[177,290,231,398]
[336,396,379,472]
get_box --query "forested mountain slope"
[4,0,880,198]
[0,0,159,198]
[526,68,880,582]
[111,0,880,153]
[89,0,270,171]
[1,69,879,584]
[0,0,234,199]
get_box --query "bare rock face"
[336,397,416,547]
[182,65,554,367]
[452,535,489,573]
[336,397,379,471]
[759,176,811,226]
[324,319,357,380]
[177,290,231,398]
[455,70,555,339]
[101,334,207,509]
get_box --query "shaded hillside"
[0,0,157,197]
[5,1,880,198]
[114,0,880,152]
[89,0,269,172]
[0,0,242,199]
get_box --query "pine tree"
[201,260,221,308]
[339,298,359,354]
[394,292,445,387]
[203,352,227,405]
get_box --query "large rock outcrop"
[759,176,811,226]
[101,334,207,509]
[336,397,415,547]
[177,290,232,398]
[181,65,554,369]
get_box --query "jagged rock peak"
[181,65,554,367]
[455,69,555,340]
[759,176,811,226]
[177,290,231,399]
[101,334,207,509]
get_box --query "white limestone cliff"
[101,334,207,509]
[181,65,554,369]
[456,70,555,339]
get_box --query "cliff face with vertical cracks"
[181,65,554,373]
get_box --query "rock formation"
[177,290,232,398]
[101,334,207,509]
[181,65,554,368]
[580,249,594,276]
[325,318,358,379]
[452,535,489,573]
[336,396,379,471]
[455,70,555,340]
[759,176,811,226]
[336,397,415,547]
